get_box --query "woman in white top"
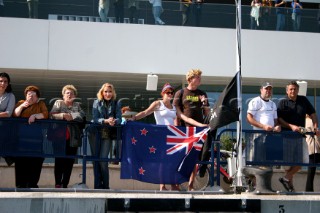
[132,83,207,191]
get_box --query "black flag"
[209,72,240,130]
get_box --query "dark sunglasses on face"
[166,91,174,95]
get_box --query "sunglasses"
[166,91,174,95]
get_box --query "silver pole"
[235,0,244,188]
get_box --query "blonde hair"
[97,83,117,101]
[186,69,202,82]
[62,85,77,96]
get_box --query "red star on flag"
[131,137,137,145]
[140,128,148,136]
[149,146,156,154]
[139,167,145,175]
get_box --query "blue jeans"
[292,13,301,31]
[153,6,164,25]
[99,6,109,22]
[89,130,113,189]
[276,13,285,31]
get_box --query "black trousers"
[305,153,320,191]
[15,157,44,188]
[54,140,78,188]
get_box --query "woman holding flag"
[131,82,207,191]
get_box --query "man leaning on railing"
[277,81,320,192]
[247,82,281,162]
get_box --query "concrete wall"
[1,163,320,192]
[0,17,319,81]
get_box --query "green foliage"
[220,134,235,151]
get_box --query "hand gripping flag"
[120,122,209,184]
[209,72,240,130]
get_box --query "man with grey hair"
[277,81,319,192]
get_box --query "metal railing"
[2,1,320,33]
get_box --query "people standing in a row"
[13,85,48,188]
[89,83,121,189]
[50,85,86,188]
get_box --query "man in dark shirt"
[173,68,211,191]
[277,81,319,192]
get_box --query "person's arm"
[310,113,319,131]
[275,0,285,7]
[115,100,122,125]
[13,101,27,117]
[247,113,273,131]
[278,117,300,132]
[92,100,105,124]
[180,112,208,127]
[28,101,48,124]
[0,93,15,117]
[273,118,281,132]
[50,100,65,120]
[132,100,160,121]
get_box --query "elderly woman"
[50,85,85,188]
[89,83,121,189]
[0,72,15,118]
[13,85,48,188]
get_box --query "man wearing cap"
[247,82,281,162]
[277,81,319,192]
[247,82,281,132]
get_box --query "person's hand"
[263,124,273,131]
[273,125,281,132]
[198,123,209,127]
[28,114,36,124]
[290,124,300,132]
[105,117,116,126]
[21,100,30,109]
[63,113,73,121]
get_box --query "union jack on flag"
[166,125,209,155]
[121,122,210,184]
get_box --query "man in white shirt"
[247,82,281,161]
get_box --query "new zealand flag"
[120,122,209,184]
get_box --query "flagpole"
[235,0,244,189]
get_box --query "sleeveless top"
[154,101,176,125]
